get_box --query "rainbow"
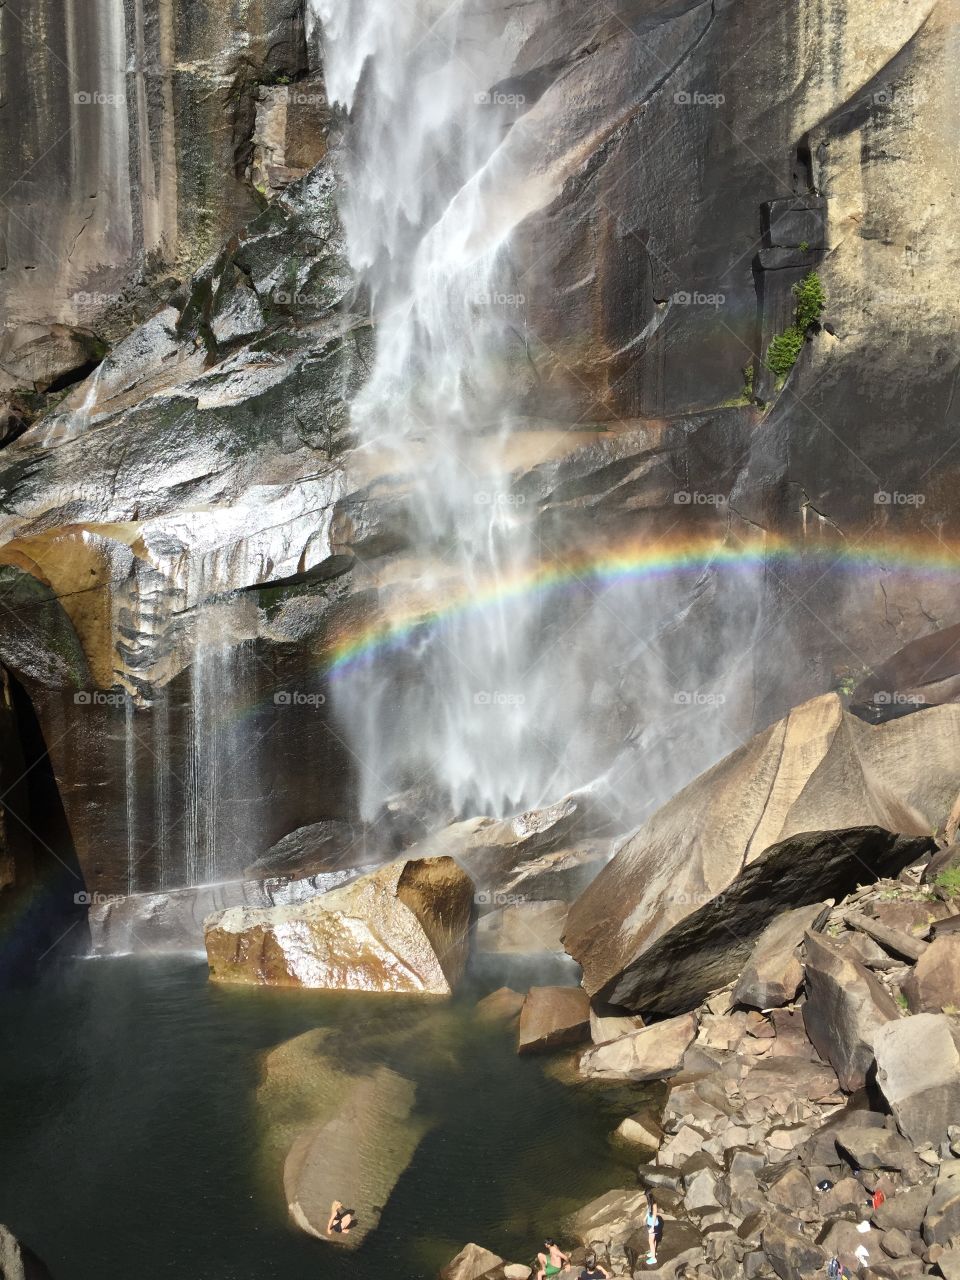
[324,529,960,681]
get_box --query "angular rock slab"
[874,1014,960,1146]
[284,1065,424,1246]
[565,693,950,1014]
[204,856,473,992]
[923,1158,960,1246]
[733,901,832,1009]
[518,986,590,1055]
[439,1244,503,1280]
[801,931,900,1091]
[579,1013,697,1081]
[902,935,960,1013]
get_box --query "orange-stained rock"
[204,855,473,993]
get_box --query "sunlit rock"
[517,986,590,1055]
[565,695,957,1013]
[204,855,473,992]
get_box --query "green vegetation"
[895,993,909,1011]
[721,362,757,408]
[765,270,826,379]
[935,866,960,896]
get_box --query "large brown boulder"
[579,1013,698,1082]
[517,986,590,1055]
[733,902,832,1010]
[902,935,960,1013]
[204,856,473,993]
[565,694,955,1013]
[438,1244,504,1280]
[801,932,901,1091]
[874,1015,960,1146]
[923,1158,960,1246]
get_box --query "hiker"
[536,1239,570,1279]
[579,1251,608,1279]
[326,1201,357,1236]
[644,1189,663,1266]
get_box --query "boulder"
[923,1158,960,1246]
[0,1226,54,1280]
[565,694,951,1014]
[733,901,832,1009]
[257,1030,430,1247]
[902,936,960,1013]
[204,856,473,993]
[873,1184,934,1233]
[874,1015,960,1146]
[801,932,901,1090]
[613,1110,663,1150]
[761,1215,827,1280]
[579,1013,698,1081]
[439,1244,504,1280]
[833,1126,921,1174]
[846,915,928,964]
[589,1005,645,1045]
[517,986,590,1055]
[476,900,568,954]
[475,987,524,1025]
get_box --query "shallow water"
[0,957,648,1278]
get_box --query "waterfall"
[311,1,574,819]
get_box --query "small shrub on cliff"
[765,271,825,379]
[935,866,960,897]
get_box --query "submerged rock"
[257,1028,429,1247]
[517,986,590,1055]
[438,1244,503,1280]
[204,856,473,993]
[566,694,955,1014]
[0,1226,54,1280]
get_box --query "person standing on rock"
[535,1238,570,1279]
[644,1190,662,1266]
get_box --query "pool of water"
[0,956,648,1279]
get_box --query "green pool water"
[0,956,650,1278]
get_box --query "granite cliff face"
[0,0,957,927]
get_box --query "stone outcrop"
[517,986,590,1055]
[873,1015,960,1147]
[902,936,960,1014]
[204,856,473,992]
[800,932,901,1091]
[565,694,954,1013]
[733,902,831,1010]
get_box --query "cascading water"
[311,2,579,819]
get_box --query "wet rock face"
[204,856,474,993]
[564,693,954,1013]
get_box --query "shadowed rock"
[902,935,960,1013]
[801,931,901,1091]
[204,856,473,992]
[733,901,832,1010]
[566,694,952,1014]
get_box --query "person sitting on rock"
[644,1190,662,1266]
[326,1201,357,1236]
[579,1251,608,1279]
[536,1238,570,1278]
